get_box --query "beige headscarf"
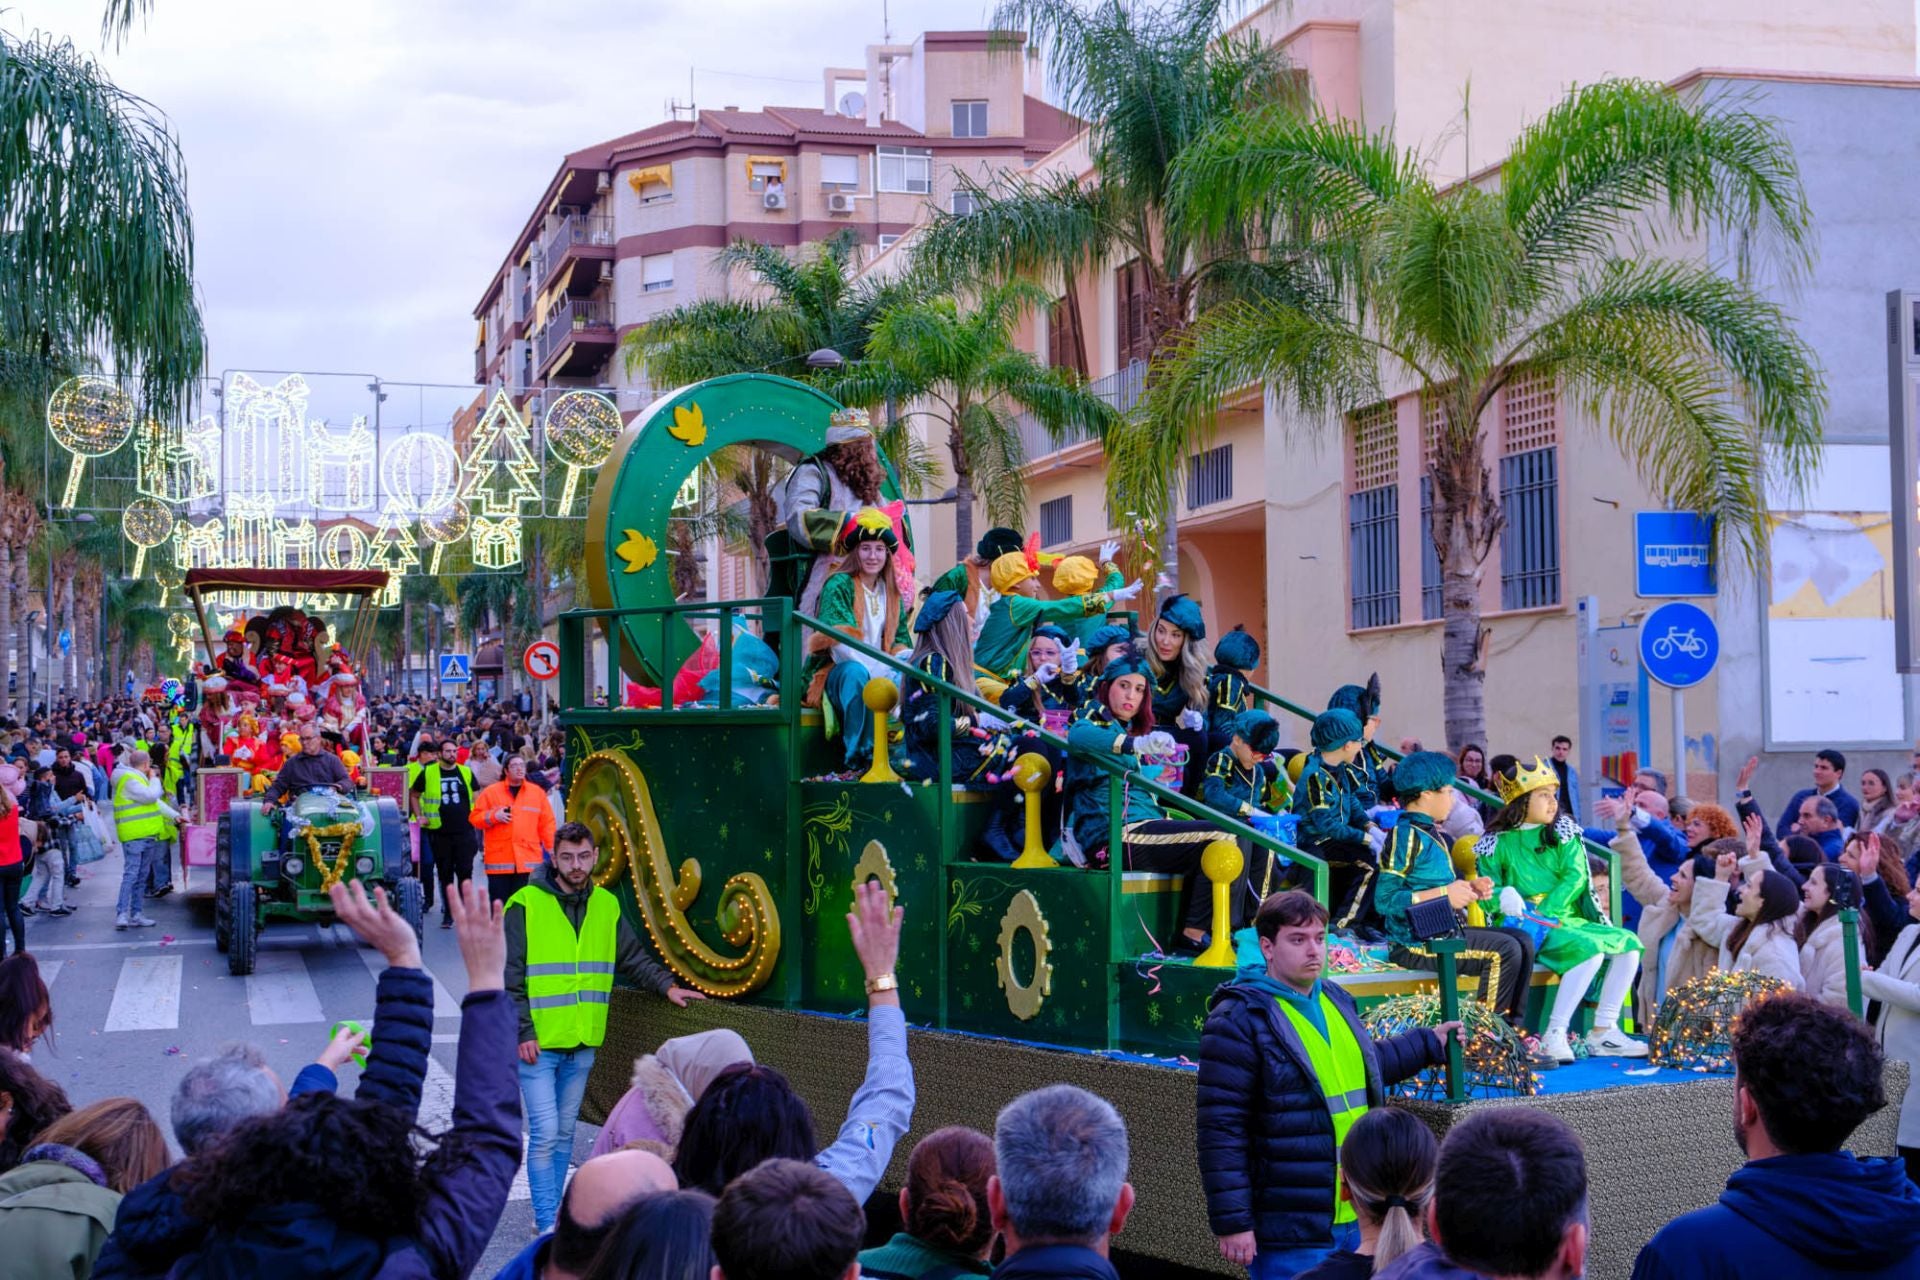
[655,1028,754,1105]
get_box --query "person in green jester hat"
[1475,756,1648,1066]
[1289,709,1384,940]
[1377,751,1541,1033]
[804,508,914,770]
[973,536,1140,686]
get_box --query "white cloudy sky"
[7,0,994,418]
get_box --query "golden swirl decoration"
[850,840,897,908]
[568,749,781,998]
[995,889,1053,1021]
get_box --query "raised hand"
[330,878,422,972]
[847,879,903,1002]
[1743,812,1763,857]
[1110,579,1145,604]
[1059,640,1082,676]
[1098,538,1121,566]
[1736,754,1760,792]
[446,876,505,993]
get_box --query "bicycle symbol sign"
[1639,601,1718,689]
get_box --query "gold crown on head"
[1496,755,1561,805]
[827,407,871,431]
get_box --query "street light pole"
[24,609,40,714]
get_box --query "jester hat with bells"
[836,504,916,597]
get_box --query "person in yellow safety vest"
[110,749,178,931]
[146,724,185,900]
[1197,890,1461,1277]
[504,820,705,1234]
[410,739,477,928]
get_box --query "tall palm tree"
[827,282,1120,553]
[911,0,1304,585]
[1152,80,1824,749]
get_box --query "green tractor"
[215,788,420,976]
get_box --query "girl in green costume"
[804,509,913,770]
[1474,756,1649,1065]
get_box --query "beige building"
[978,0,1917,804]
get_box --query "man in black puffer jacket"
[1198,891,1455,1279]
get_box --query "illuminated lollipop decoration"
[420,501,470,575]
[544,390,622,512]
[47,376,136,508]
[125,497,175,578]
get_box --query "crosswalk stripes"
[247,950,327,1025]
[37,960,64,988]
[103,955,184,1032]
[417,1045,531,1201]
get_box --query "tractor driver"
[259,723,354,814]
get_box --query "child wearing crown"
[1475,756,1649,1065]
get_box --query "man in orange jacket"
[471,755,557,903]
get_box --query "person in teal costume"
[973,536,1140,682]
[1289,708,1383,938]
[1147,593,1212,798]
[997,625,1083,729]
[1327,678,1390,805]
[1205,626,1260,751]
[899,591,1007,785]
[804,509,913,771]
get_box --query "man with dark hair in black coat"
[1198,890,1456,1279]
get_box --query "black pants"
[1122,819,1247,934]
[1298,838,1380,933]
[0,865,24,959]
[1391,926,1537,1023]
[428,828,477,914]
[1901,1145,1919,1190]
[487,869,529,906]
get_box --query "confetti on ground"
[160,935,176,945]
[163,1046,182,1056]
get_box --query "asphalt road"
[17,839,585,1277]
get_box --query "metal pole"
[1670,686,1687,802]
[1575,596,1600,825]
[1430,936,1467,1102]
[1841,906,1864,1019]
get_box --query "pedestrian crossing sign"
[440,653,472,683]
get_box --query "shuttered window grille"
[1048,295,1086,378]
[1348,485,1400,629]
[1039,495,1072,547]
[1186,444,1233,509]
[1419,475,1442,620]
[1499,368,1561,610]
[1349,401,1397,490]
[1115,259,1152,368]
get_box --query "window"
[951,100,989,137]
[877,145,932,193]
[1047,295,1086,378]
[819,154,859,188]
[1186,444,1233,509]
[1499,369,1561,610]
[746,157,787,192]
[952,189,979,216]
[641,253,674,294]
[1349,486,1400,629]
[628,164,673,205]
[1039,496,1073,547]
[876,234,901,251]
[1419,476,1442,620]
[1115,259,1152,368]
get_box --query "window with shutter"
[1115,259,1151,368]
[1048,296,1085,378]
[1498,369,1562,610]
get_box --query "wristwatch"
[865,972,898,995]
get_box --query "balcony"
[538,213,615,293]
[536,298,616,379]
[473,345,488,383]
[1016,360,1147,463]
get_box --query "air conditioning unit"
[599,262,613,283]
[827,192,856,215]
[595,171,611,192]
[762,191,788,210]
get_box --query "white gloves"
[972,588,997,642]
[1177,707,1206,732]
[1499,886,1527,919]
[1110,579,1145,604]
[1365,825,1387,855]
[976,710,1008,732]
[1132,731,1177,757]
[1060,640,1082,675]
[1031,662,1059,685]
[1098,539,1121,565]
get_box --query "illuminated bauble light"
[381,433,462,516]
[125,497,175,578]
[544,390,622,512]
[47,375,136,507]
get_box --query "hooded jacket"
[1197,975,1445,1249]
[503,864,675,1045]
[1631,1151,1920,1279]
[0,1146,122,1280]
[588,1027,753,1160]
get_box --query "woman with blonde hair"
[1147,593,1212,796]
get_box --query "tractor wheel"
[214,813,233,953]
[395,877,425,944]
[228,883,258,977]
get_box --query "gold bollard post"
[1192,838,1243,967]
[860,678,902,784]
[1009,752,1055,868]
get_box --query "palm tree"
[911,0,1303,585]
[827,282,1120,553]
[1152,80,1824,749]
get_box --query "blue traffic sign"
[1639,602,1718,689]
[439,653,472,684]
[57,628,71,655]
[1635,512,1717,598]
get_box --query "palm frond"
[913,173,1116,287]
[958,400,1030,529]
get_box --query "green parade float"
[559,374,1905,1278]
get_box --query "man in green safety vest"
[409,738,475,926]
[1197,891,1460,1278]
[505,820,705,1235]
[110,748,177,931]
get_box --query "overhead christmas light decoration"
[420,501,470,575]
[47,375,136,507]
[273,518,317,570]
[369,501,420,605]
[167,613,196,663]
[544,390,622,512]
[133,419,212,504]
[458,391,539,568]
[319,522,372,570]
[381,432,461,516]
[307,416,376,511]
[225,494,278,569]
[225,372,310,502]
[173,517,225,570]
[124,497,175,577]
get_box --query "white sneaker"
[128,916,158,929]
[114,913,130,931]
[1586,1025,1649,1058]
[1540,1027,1576,1063]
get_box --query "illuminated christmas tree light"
[369,501,420,605]
[458,392,539,568]
[47,376,136,508]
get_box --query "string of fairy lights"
[44,372,626,605]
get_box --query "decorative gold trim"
[301,821,362,891]
[995,889,1053,1021]
[851,840,898,908]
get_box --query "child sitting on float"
[1064,641,1244,955]
[898,590,1008,785]
[1204,626,1260,754]
[996,624,1083,734]
[804,507,913,772]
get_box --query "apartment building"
[999,0,1916,799]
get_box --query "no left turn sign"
[523,639,561,681]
